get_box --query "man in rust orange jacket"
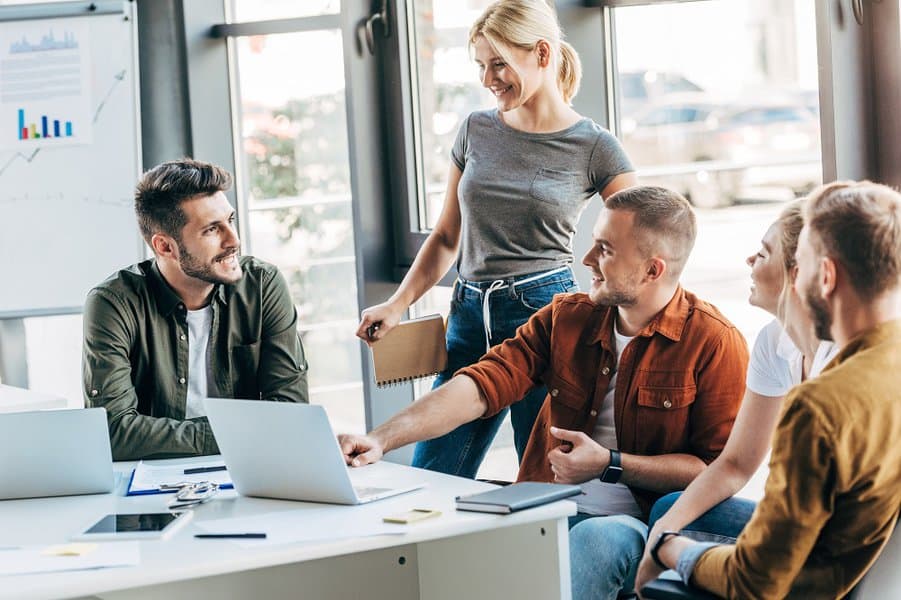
[340,186,748,599]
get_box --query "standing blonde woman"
[356,0,636,478]
[630,200,838,593]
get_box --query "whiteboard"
[0,3,142,318]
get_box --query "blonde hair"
[773,199,804,321]
[469,0,581,104]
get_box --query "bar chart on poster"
[0,2,143,318]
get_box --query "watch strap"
[599,448,623,483]
[650,530,681,569]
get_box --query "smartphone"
[383,508,441,524]
[72,511,193,541]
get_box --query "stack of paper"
[128,460,233,495]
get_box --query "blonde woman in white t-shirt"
[635,200,838,591]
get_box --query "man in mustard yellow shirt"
[651,180,901,598]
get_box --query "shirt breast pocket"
[529,167,578,205]
[636,383,697,449]
[637,385,697,411]
[231,341,261,399]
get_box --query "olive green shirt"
[83,256,309,460]
[691,319,901,598]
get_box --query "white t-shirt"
[746,319,838,397]
[577,323,643,518]
[184,306,216,419]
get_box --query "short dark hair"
[134,158,233,245]
[804,180,901,297]
[604,185,697,279]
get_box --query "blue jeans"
[567,494,757,600]
[570,514,648,600]
[648,491,758,543]
[411,267,578,478]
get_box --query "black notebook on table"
[455,482,582,514]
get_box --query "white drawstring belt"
[461,266,570,353]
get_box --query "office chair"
[640,523,899,600]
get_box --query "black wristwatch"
[598,448,623,483]
[650,530,682,569]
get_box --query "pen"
[184,465,228,475]
[194,533,267,539]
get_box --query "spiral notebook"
[370,314,447,386]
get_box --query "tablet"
[72,511,193,541]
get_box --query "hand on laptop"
[338,434,384,467]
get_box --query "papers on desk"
[127,460,233,495]
[0,542,139,576]
[196,506,410,547]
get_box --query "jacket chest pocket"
[637,384,696,411]
[231,341,260,398]
[634,381,697,451]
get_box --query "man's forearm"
[110,412,218,460]
[371,375,487,453]
[621,452,706,493]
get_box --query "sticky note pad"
[41,543,98,557]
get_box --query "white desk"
[0,383,67,413]
[0,459,576,600]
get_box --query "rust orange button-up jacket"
[458,288,748,516]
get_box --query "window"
[408,0,495,231]
[609,0,822,499]
[612,0,822,363]
[405,0,516,480]
[228,6,364,433]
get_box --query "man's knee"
[570,515,648,567]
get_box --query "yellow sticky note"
[42,543,98,557]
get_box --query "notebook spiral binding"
[376,370,441,387]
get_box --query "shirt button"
[178,304,185,310]
[663,399,673,409]
[550,388,559,397]
[601,367,610,375]
[90,389,99,397]
[590,409,598,417]
[179,377,186,384]
[180,334,186,341]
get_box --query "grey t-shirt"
[451,109,633,280]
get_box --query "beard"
[177,241,242,286]
[804,278,834,341]
[590,284,639,307]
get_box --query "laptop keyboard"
[354,486,393,499]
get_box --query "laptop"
[203,398,423,504]
[0,408,114,500]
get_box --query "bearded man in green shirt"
[83,159,309,460]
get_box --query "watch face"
[600,465,623,484]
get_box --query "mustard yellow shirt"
[691,319,901,598]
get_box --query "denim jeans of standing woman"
[411,267,578,478]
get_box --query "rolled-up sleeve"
[456,302,554,417]
[83,289,217,460]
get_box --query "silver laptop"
[203,398,423,504]
[0,408,114,500]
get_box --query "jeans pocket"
[518,279,574,311]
